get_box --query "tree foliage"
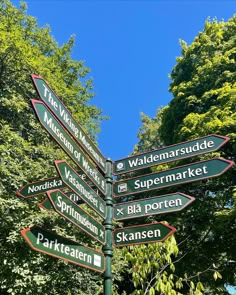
[0,1,113,294]
[131,15,236,294]
[1,1,236,294]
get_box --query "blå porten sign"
[113,192,195,221]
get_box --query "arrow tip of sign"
[30,98,43,105]
[16,190,26,199]
[54,159,65,165]
[31,73,43,79]
[21,227,30,236]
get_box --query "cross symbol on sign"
[116,208,124,215]
[100,230,104,238]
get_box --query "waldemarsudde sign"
[31,74,106,173]
[47,189,105,244]
[113,222,176,247]
[113,134,229,175]
[31,99,106,195]
[21,227,105,273]
[113,158,234,198]
[113,192,195,221]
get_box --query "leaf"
[149,287,155,295]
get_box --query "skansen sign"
[113,134,229,175]
[113,222,176,247]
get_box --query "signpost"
[113,192,195,221]
[54,160,106,219]
[15,74,235,295]
[113,158,234,198]
[47,189,105,244]
[113,134,230,175]
[21,226,105,273]
[31,74,106,173]
[31,99,106,195]
[113,222,176,247]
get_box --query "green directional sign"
[17,172,96,199]
[16,175,64,198]
[31,99,106,195]
[47,190,105,244]
[113,158,234,198]
[39,198,54,210]
[55,160,106,219]
[39,192,84,211]
[66,191,85,204]
[21,226,105,273]
[113,134,230,175]
[113,222,176,247]
[114,192,195,220]
[31,74,106,173]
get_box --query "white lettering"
[132,165,209,191]
[126,139,216,169]
[116,229,161,243]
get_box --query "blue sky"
[10,1,236,293]
[11,0,235,163]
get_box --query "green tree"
[0,1,116,294]
[132,15,236,294]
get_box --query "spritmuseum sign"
[47,189,105,244]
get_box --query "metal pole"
[103,158,113,295]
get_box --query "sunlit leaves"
[0,1,106,294]
[133,14,236,295]
[160,15,236,145]
[121,234,193,294]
